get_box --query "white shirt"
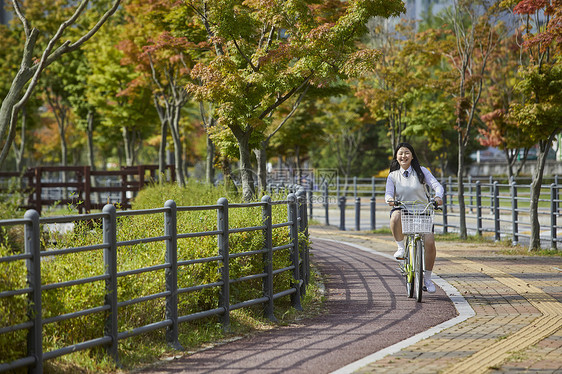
[384,166,444,203]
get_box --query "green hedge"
[0,182,299,371]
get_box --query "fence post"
[554,174,560,214]
[370,177,376,230]
[476,181,482,236]
[554,174,560,213]
[84,166,91,213]
[164,200,182,350]
[102,204,119,364]
[494,181,500,242]
[336,175,340,202]
[296,189,309,290]
[468,175,473,213]
[24,209,42,374]
[35,167,42,214]
[261,195,277,321]
[308,189,313,219]
[217,198,230,330]
[287,193,303,310]
[442,182,448,234]
[339,196,346,231]
[490,176,494,214]
[511,182,519,246]
[324,182,330,226]
[447,176,452,212]
[551,184,557,250]
[121,170,128,208]
[355,197,361,231]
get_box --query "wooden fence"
[0,165,175,213]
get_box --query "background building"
[404,0,451,21]
[0,0,11,25]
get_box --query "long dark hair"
[389,142,426,184]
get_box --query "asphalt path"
[137,238,457,374]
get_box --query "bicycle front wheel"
[414,238,424,302]
[405,236,414,298]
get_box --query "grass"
[38,270,326,373]
[1,182,328,374]
[370,227,562,257]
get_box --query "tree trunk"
[528,138,552,251]
[457,133,467,239]
[159,121,168,183]
[58,111,68,199]
[13,105,27,173]
[219,155,236,193]
[169,110,186,187]
[0,65,36,167]
[86,111,96,171]
[206,135,215,186]
[504,148,515,181]
[86,110,100,204]
[122,127,135,167]
[232,128,255,201]
[254,141,267,195]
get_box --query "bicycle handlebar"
[391,199,442,211]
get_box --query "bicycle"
[393,200,438,302]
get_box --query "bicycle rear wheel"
[414,238,424,302]
[405,236,414,298]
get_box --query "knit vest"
[389,169,429,203]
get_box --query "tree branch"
[231,37,258,72]
[259,73,313,119]
[266,84,309,143]
[15,0,121,128]
[11,0,31,36]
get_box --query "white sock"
[396,240,405,250]
[425,270,432,280]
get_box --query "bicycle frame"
[401,233,425,301]
[395,200,435,303]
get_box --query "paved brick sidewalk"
[308,225,562,374]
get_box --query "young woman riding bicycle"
[384,142,444,293]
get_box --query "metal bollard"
[355,197,361,231]
[324,182,330,226]
[511,182,518,246]
[339,196,346,231]
[494,181,500,241]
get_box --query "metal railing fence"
[270,176,562,250]
[0,191,309,373]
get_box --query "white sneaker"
[393,247,405,260]
[424,279,436,293]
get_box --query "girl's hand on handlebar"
[387,199,396,207]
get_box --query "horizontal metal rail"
[298,176,562,249]
[0,192,310,373]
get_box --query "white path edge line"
[313,238,476,374]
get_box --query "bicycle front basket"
[401,206,434,234]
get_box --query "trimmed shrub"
[0,182,299,370]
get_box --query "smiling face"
[396,146,413,170]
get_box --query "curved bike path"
[137,235,458,373]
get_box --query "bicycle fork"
[398,236,423,283]
[398,236,416,281]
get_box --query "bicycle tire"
[414,238,424,302]
[405,236,414,298]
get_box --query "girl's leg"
[390,210,404,241]
[423,233,437,293]
[390,210,405,258]
[423,233,436,271]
